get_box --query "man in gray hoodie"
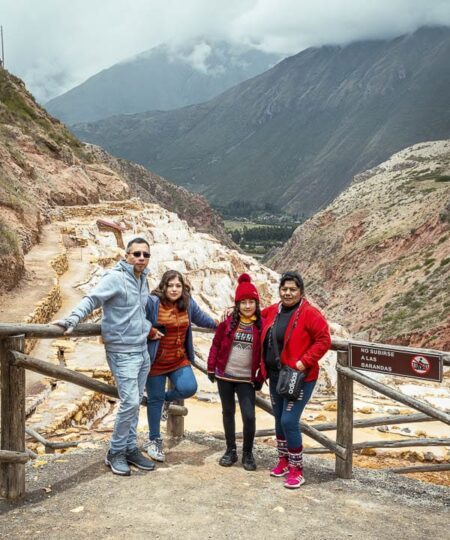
[54,237,155,476]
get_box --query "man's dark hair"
[126,237,150,252]
[279,271,304,293]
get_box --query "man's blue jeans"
[106,349,150,453]
[146,365,197,440]
[269,374,316,448]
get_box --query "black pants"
[217,379,256,453]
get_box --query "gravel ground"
[1,432,449,540]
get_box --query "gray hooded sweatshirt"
[63,260,151,353]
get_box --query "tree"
[230,229,241,243]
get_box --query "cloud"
[2,0,449,102]
[177,43,213,74]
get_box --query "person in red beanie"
[207,274,265,471]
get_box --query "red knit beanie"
[234,273,259,303]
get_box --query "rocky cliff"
[0,69,229,292]
[268,140,450,350]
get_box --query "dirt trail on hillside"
[0,435,448,540]
[0,223,93,398]
[0,224,61,324]
[28,246,92,388]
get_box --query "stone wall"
[50,251,69,276]
[23,244,68,353]
[24,280,62,354]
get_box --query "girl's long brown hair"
[152,270,191,311]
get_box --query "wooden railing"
[0,323,449,499]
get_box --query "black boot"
[242,451,257,471]
[219,448,238,467]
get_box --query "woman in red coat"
[207,274,264,471]
[260,271,331,489]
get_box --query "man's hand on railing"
[51,320,74,336]
[207,372,216,383]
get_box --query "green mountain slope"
[72,26,450,216]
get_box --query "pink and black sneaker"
[283,466,305,489]
[270,457,289,477]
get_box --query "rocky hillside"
[82,145,231,248]
[268,140,450,350]
[0,68,230,292]
[46,40,281,124]
[72,26,450,217]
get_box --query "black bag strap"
[271,315,282,370]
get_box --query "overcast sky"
[2,0,450,102]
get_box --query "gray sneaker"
[105,450,131,476]
[145,438,165,462]
[126,448,156,471]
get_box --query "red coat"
[260,299,331,382]
[207,316,264,382]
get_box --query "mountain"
[45,40,281,124]
[268,140,450,350]
[0,68,230,292]
[72,26,450,217]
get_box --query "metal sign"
[349,343,443,382]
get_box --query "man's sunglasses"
[129,251,150,258]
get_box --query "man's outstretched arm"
[53,272,119,334]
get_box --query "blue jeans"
[269,374,316,448]
[146,365,197,440]
[106,349,150,453]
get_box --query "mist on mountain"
[45,40,282,125]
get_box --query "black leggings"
[217,379,256,453]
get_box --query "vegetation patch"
[0,69,85,159]
[0,71,37,123]
[0,220,21,257]
[0,168,33,215]
[225,221,298,258]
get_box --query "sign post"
[349,343,442,382]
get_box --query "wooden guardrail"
[0,322,449,499]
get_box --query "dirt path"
[0,435,448,540]
[0,223,61,324]
[0,222,96,420]
[28,245,92,391]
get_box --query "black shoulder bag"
[272,313,306,401]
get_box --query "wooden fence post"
[0,335,26,499]
[166,380,184,439]
[335,350,353,478]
